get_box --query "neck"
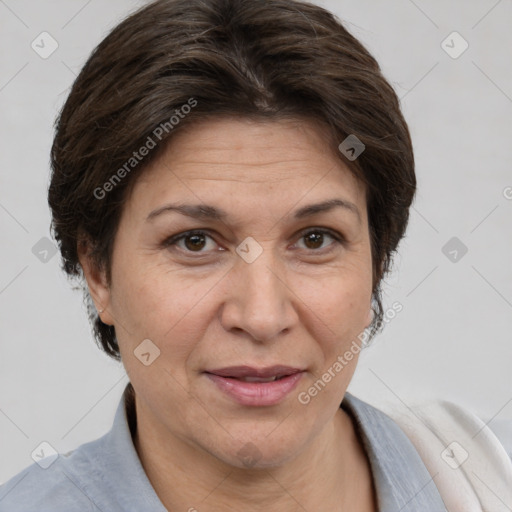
[132,395,376,512]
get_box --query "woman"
[1,0,510,510]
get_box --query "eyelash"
[162,228,345,256]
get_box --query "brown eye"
[303,232,324,249]
[183,233,207,251]
[296,229,343,252]
[163,228,343,257]
[163,230,217,254]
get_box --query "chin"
[207,431,304,471]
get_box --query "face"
[82,117,373,469]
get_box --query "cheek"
[298,265,372,336]
[111,259,216,365]
[297,272,369,406]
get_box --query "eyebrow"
[146,198,361,224]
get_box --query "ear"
[366,307,374,327]
[77,239,114,326]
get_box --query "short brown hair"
[48,0,415,360]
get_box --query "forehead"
[127,117,366,219]
[154,117,348,173]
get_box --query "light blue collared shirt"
[0,383,448,511]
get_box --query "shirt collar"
[89,384,446,511]
[342,392,448,512]
[83,382,168,511]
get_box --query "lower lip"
[205,372,303,406]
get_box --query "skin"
[79,117,377,511]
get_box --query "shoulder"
[0,384,166,512]
[351,395,512,463]
[0,441,104,512]
[386,398,512,465]
[360,396,512,512]
[342,393,449,511]
[488,417,512,460]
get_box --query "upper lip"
[205,365,303,378]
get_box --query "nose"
[219,247,297,343]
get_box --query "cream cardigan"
[382,399,512,512]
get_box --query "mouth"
[206,365,303,380]
[204,365,304,406]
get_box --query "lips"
[206,365,303,380]
[204,365,304,406]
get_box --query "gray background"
[1,0,511,483]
